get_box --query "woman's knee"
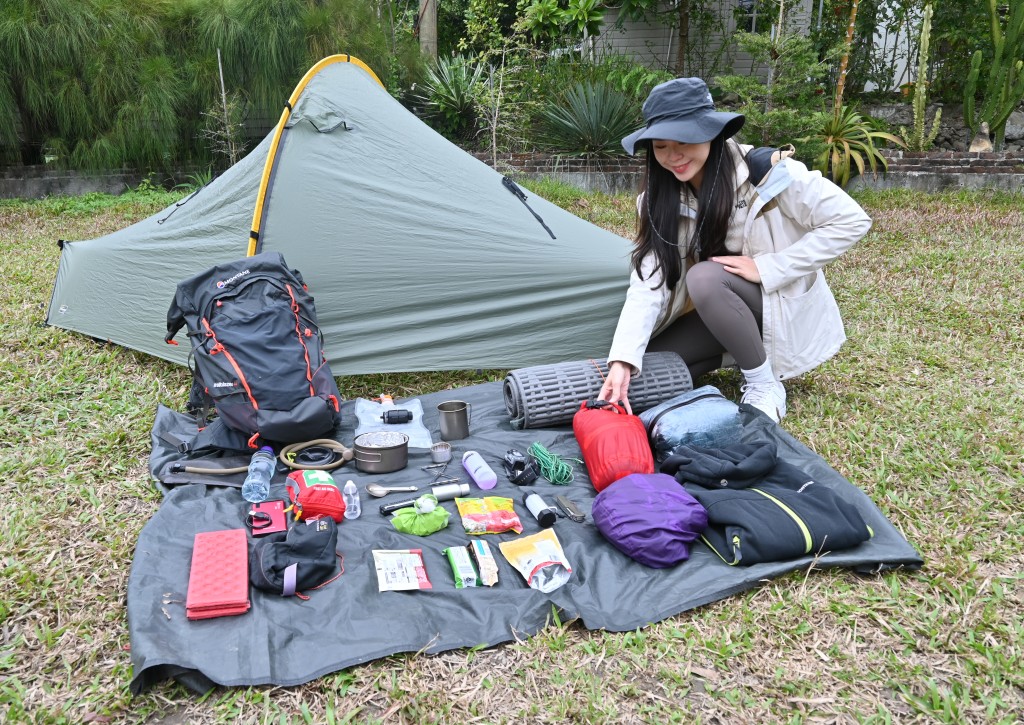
[685,261,731,303]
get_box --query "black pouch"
[250,517,339,596]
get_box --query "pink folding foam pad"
[185,528,250,620]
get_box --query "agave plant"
[411,55,484,143]
[809,106,903,188]
[537,81,639,157]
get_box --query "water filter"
[462,450,497,490]
[523,492,557,528]
[378,482,471,515]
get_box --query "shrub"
[805,106,903,188]
[411,55,485,144]
[536,81,640,157]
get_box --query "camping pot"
[437,400,471,441]
[353,431,409,473]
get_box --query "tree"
[518,0,722,76]
[0,0,184,167]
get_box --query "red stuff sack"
[573,400,654,492]
[286,470,346,523]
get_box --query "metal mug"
[437,400,471,441]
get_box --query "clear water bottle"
[342,480,361,519]
[241,446,276,503]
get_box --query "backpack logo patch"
[216,269,250,288]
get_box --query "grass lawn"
[1,184,1022,723]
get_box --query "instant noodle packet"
[455,496,523,535]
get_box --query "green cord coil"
[527,442,577,486]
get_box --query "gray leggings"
[646,260,766,380]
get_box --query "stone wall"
[467,105,1024,194]
[473,148,1024,194]
[470,152,644,195]
[0,166,196,200]
[848,149,1024,192]
[4,143,1022,200]
[865,104,1024,153]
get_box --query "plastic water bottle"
[241,446,276,503]
[342,480,361,519]
[462,450,497,490]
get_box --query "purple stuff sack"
[591,473,708,568]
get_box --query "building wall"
[594,0,814,80]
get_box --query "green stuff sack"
[391,494,450,536]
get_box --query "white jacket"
[608,141,872,380]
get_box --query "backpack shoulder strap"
[745,144,796,188]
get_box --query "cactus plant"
[900,4,941,152]
[963,0,1024,151]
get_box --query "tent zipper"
[501,176,556,239]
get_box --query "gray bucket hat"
[622,78,745,155]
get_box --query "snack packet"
[442,546,478,588]
[372,549,432,591]
[467,539,499,587]
[498,529,572,593]
[455,496,523,535]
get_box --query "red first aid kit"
[572,400,654,492]
[286,470,346,522]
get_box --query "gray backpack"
[165,251,342,446]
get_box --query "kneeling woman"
[599,78,872,422]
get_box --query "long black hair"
[632,132,737,289]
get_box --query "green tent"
[47,56,633,373]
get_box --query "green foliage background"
[0,0,424,170]
[0,0,1008,169]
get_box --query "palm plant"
[804,0,903,187]
[537,81,639,157]
[812,105,902,187]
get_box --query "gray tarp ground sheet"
[129,382,922,694]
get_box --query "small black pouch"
[250,517,339,596]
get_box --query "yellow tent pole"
[247,55,383,257]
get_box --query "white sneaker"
[740,379,787,422]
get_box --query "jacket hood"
[660,441,778,489]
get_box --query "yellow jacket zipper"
[751,488,812,553]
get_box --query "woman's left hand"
[710,255,761,283]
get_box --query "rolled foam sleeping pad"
[504,352,693,429]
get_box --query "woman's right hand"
[598,361,633,415]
